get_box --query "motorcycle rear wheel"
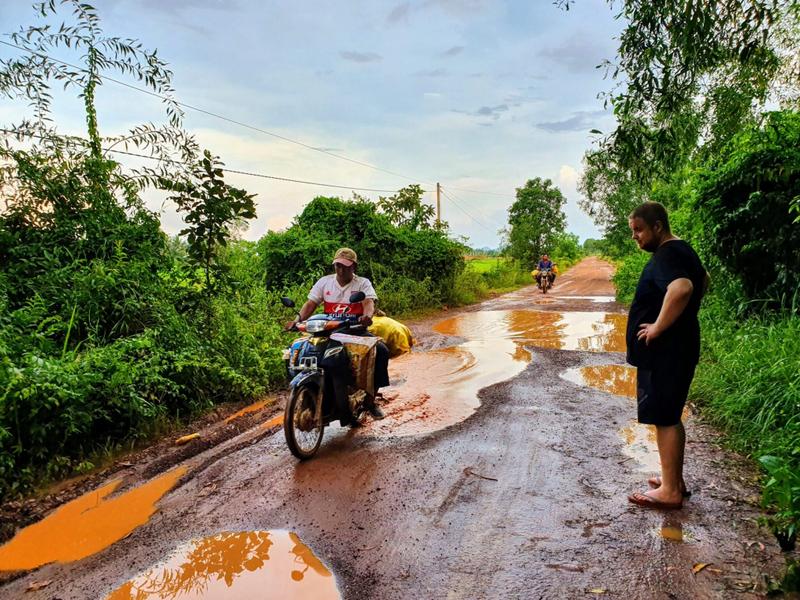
[284,384,324,459]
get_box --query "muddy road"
[0,257,788,599]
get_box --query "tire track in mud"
[0,257,787,600]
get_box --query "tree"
[0,0,198,181]
[376,185,442,231]
[506,178,567,266]
[557,1,798,185]
[694,111,800,310]
[161,150,257,326]
[578,148,647,257]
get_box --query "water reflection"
[0,467,187,571]
[107,530,339,600]
[620,422,661,473]
[434,310,627,353]
[560,365,636,398]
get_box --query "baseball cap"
[332,247,358,267]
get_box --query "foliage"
[260,194,466,306]
[611,251,650,304]
[688,299,800,553]
[0,0,197,178]
[376,185,442,231]
[560,0,796,185]
[0,1,272,499]
[760,455,800,551]
[161,150,257,311]
[550,231,583,267]
[694,111,800,311]
[0,150,171,346]
[506,178,568,267]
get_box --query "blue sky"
[1,0,623,247]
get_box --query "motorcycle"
[538,268,552,293]
[280,291,377,459]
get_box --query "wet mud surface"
[0,257,792,599]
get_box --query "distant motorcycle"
[538,269,552,293]
[280,292,377,459]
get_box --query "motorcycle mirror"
[281,297,296,308]
[348,291,366,303]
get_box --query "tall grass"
[692,299,800,551]
[693,302,800,457]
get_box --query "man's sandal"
[647,476,692,497]
[628,491,683,510]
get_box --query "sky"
[0,0,624,248]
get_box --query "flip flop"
[648,476,692,497]
[628,491,683,510]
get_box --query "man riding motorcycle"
[532,254,557,288]
[284,247,388,423]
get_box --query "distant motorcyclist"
[284,247,387,421]
[533,254,557,287]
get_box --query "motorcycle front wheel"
[284,384,324,459]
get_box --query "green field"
[465,256,511,274]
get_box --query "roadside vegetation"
[567,0,800,586]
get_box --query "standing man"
[626,202,709,510]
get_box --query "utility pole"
[436,182,441,226]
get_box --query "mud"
[0,257,791,599]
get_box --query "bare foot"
[639,484,683,506]
[648,476,691,497]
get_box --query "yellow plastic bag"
[368,316,414,358]
[531,269,540,279]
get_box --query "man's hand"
[637,322,662,345]
[284,319,298,332]
[358,315,373,327]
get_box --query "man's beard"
[641,238,659,252]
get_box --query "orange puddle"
[374,310,626,437]
[660,526,684,542]
[560,364,637,398]
[261,414,284,430]
[225,400,270,423]
[106,530,340,600]
[0,466,187,571]
[433,310,627,353]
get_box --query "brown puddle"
[376,310,626,437]
[560,364,636,398]
[106,530,340,599]
[433,310,627,353]
[0,466,187,571]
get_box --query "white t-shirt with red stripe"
[308,274,377,316]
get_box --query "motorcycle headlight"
[305,320,327,333]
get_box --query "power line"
[440,187,500,234]
[444,183,517,199]
[442,185,502,225]
[0,129,421,193]
[0,39,434,186]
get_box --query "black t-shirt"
[626,239,706,368]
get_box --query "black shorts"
[636,361,696,426]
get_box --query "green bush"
[612,251,651,303]
[694,111,800,310]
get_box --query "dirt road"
[0,257,786,599]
